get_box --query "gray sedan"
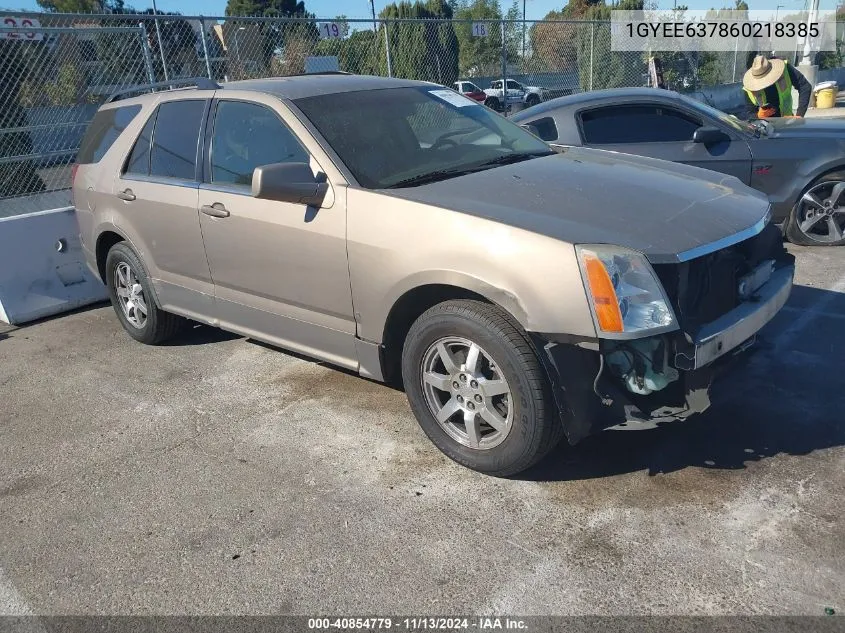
[511,87,845,246]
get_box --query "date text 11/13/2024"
[308,617,528,630]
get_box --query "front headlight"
[575,244,678,337]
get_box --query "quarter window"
[77,105,141,164]
[209,101,309,186]
[580,105,701,144]
[149,100,205,180]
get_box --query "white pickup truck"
[483,79,545,111]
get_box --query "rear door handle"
[117,189,135,201]
[200,203,230,218]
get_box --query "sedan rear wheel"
[786,175,845,246]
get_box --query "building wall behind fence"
[0,11,840,215]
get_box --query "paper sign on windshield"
[429,90,478,107]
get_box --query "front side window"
[491,81,502,89]
[466,82,482,92]
[209,101,309,186]
[149,100,206,180]
[506,80,522,90]
[580,105,701,145]
[294,87,552,189]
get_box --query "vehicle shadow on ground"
[161,322,241,346]
[521,284,845,482]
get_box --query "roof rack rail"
[105,78,221,104]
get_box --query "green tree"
[576,0,645,90]
[454,0,503,77]
[313,30,379,74]
[378,0,459,84]
[529,9,580,73]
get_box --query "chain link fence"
[0,11,825,216]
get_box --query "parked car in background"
[74,74,793,476]
[484,79,545,111]
[454,80,487,102]
[512,87,845,246]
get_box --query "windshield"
[678,94,757,136]
[294,86,552,189]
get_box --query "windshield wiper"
[385,151,554,189]
[475,151,554,167]
[386,167,479,189]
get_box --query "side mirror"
[692,126,728,145]
[251,162,328,206]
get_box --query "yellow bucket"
[815,82,838,109]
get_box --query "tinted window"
[506,80,521,90]
[209,101,309,186]
[150,100,205,180]
[77,105,141,164]
[124,111,157,175]
[580,105,701,144]
[466,82,482,92]
[294,87,552,189]
[527,117,558,142]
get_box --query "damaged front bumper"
[533,261,795,445]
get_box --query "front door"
[579,103,753,184]
[197,98,356,369]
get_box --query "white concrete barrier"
[0,206,107,325]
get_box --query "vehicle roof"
[106,74,436,108]
[511,87,683,120]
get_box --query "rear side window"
[124,111,157,175]
[150,100,206,180]
[77,105,141,164]
[527,117,558,142]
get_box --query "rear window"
[527,117,558,142]
[77,105,141,164]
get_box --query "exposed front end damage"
[535,223,795,445]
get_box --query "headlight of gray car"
[575,244,678,338]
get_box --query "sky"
[2,0,837,20]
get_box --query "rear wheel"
[401,300,562,476]
[525,94,540,107]
[785,172,845,246]
[105,243,185,345]
[484,96,501,111]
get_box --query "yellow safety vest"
[744,66,794,116]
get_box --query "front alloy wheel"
[420,337,513,450]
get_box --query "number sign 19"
[319,22,342,39]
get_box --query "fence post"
[139,22,156,84]
[200,18,212,79]
[589,23,594,91]
[152,15,168,81]
[500,19,507,109]
[383,20,393,78]
[733,35,738,83]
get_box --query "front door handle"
[117,189,135,201]
[200,203,230,218]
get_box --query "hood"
[382,147,770,264]
[763,117,845,139]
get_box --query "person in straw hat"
[743,53,811,119]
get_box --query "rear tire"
[484,96,501,111]
[526,94,540,107]
[401,300,562,477]
[105,242,185,345]
[785,171,845,246]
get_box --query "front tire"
[105,242,185,345]
[785,172,845,246]
[401,300,562,476]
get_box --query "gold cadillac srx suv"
[73,74,795,476]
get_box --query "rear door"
[113,95,214,320]
[578,103,753,184]
[196,95,356,368]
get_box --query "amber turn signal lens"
[582,251,624,333]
